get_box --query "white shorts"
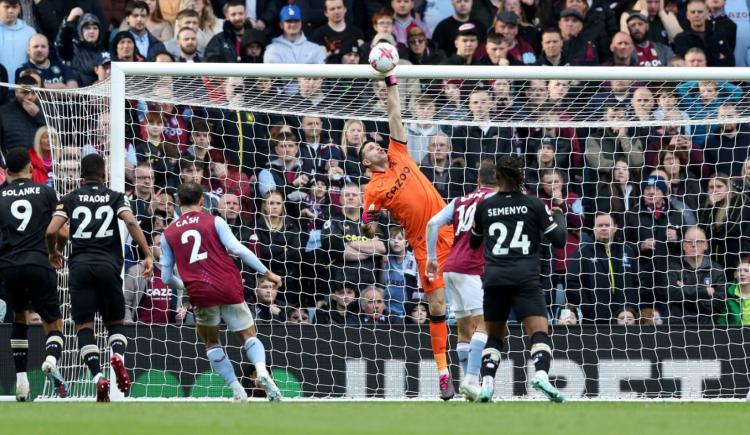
[443,272,484,319]
[193,303,255,332]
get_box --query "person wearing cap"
[16,33,78,89]
[557,8,606,65]
[619,0,683,46]
[441,22,481,65]
[263,3,326,64]
[432,0,486,57]
[564,0,617,42]
[625,175,697,322]
[626,12,675,66]
[391,0,432,45]
[54,7,107,87]
[310,0,364,60]
[332,38,362,64]
[406,25,445,65]
[93,52,111,83]
[205,0,254,62]
[673,0,735,66]
[493,11,536,64]
[0,0,36,85]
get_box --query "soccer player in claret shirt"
[425,161,498,401]
[469,156,568,403]
[46,154,154,402]
[0,148,68,401]
[359,72,456,399]
[160,182,284,402]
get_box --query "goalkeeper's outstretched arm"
[385,75,407,143]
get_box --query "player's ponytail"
[495,155,525,192]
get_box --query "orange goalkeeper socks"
[429,319,448,372]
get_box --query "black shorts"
[483,284,548,322]
[0,265,61,323]
[69,263,124,324]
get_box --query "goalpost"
[26,63,750,401]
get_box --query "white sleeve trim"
[543,223,559,234]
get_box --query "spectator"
[441,22,481,65]
[92,52,111,83]
[488,78,517,119]
[525,137,568,191]
[16,34,78,89]
[263,4,326,64]
[316,283,360,325]
[626,12,674,66]
[130,162,155,220]
[588,80,633,118]
[620,0,682,45]
[493,11,535,64]
[300,175,331,242]
[177,159,219,212]
[406,94,440,162]
[143,0,174,41]
[359,285,403,325]
[54,7,106,87]
[677,78,742,147]
[286,306,312,324]
[159,0,182,23]
[454,86,513,169]
[29,126,56,185]
[558,8,605,66]
[119,0,167,60]
[165,9,206,58]
[251,190,302,298]
[257,130,314,209]
[683,46,708,67]
[204,0,253,63]
[218,192,253,240]
[481,31,514,66]
[432,0,484,58]
[605,32,636,66]
[383,225,418,317]
[252,275,286,323]
[536,27,567,66]
[667,226,726,325]
[625,175,697,320]
[585,103,644,182]
[110,30,145,61]
[420,132,471,200]
[657,148,701,212]
[587,158,640,228]
[566,212,641,323]
[133,111,179,188]
[0,0,36,84]
[180,0,225,42]
[208,161,252,208]
[0,75,45,154]
[697,174,750,272]
[405,300,428,324]
[360,9,409,61]
[717,257,750,325]
[322,183,386,287]
[174,27,202,61]
[630,87,655,122]
[705,104,750,178]
[337,119,368,183]
[406,25,444,65]
[124,232,183,324]
[674,0,735,66]
[435,80,469,121]
[391,0,431,45]
[498,0,540,49]
[310,0,364,60]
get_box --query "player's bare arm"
[46,215,68,269]
[120,209,154,278]
[385,75,407,143]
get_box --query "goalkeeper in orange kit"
[359,72,456,400]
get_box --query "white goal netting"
[29,65,750,400]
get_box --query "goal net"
[30,64,750,400]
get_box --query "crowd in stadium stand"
[1,0,750,327]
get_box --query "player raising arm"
[425,161,498,401]
[359,72,457,399]
[0,149,68,400]
[160,182,283,402]
[46,154,153,402]
[470,156,568,403]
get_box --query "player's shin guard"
[530,332,553,380]
[428,314,448,372]
[11,323,29,374]
[479,338,503,379]
[467,331,488,379]
[107,325,128,358]
[77,328,102,378]
[45,331,64,362]
[243,337,268,377]
[456,341,470,375]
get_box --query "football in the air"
[368,42,399,74]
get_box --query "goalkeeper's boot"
[42,356,69,398]
[15,376,30,402]
[439,373,455,401]
[96,377,110,402]
[530,374,566,403]
[459,378,481,402]
[476,376,495,403]
[110,353,131,396]
[257,373,283,402]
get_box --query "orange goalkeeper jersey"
[363,138,454,252]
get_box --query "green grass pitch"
[1,402,746,435]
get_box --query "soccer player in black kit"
[0,148,68,401]
[46,154,153,402]
[470,156,568,403]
